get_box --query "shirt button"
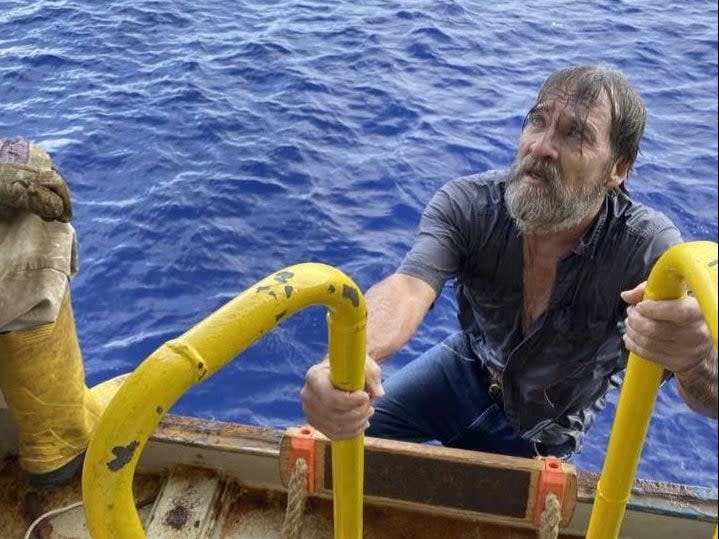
[488,383,502,399]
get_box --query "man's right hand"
[300,356,385,440]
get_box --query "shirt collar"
[571,191,616,258]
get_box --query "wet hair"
[525,64,646,180]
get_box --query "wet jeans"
[367,332,574,459]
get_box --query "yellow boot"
[0,290,101,487]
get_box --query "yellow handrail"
[586,241,718,539]
[82,263,367,539]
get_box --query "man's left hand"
[620,281,713,373]
[621,281,717,419]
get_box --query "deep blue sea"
[1,1,717,488]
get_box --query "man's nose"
[529,128,559,161]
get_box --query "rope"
[282,457,309,539]
[537,493,561,539]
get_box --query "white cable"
[24,500,84,539]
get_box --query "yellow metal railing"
[586,241,718,539]
[82,263,367,539]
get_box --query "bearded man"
[301,64,717,458]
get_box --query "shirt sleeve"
[638,225,684,277]
[618,209,684,381]
[397,179,472,294]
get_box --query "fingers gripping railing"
[82,263,367,539]
[586,241,718,539]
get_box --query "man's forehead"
[534,91,610,121]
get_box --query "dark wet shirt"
[398,170,682,449]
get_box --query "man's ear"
[607,158,630,190]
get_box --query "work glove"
[0,137,72,222]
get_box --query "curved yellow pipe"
[586,241,718,539]
[82,263,367,539]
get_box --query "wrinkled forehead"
[537,74,609,111]
[532,85,613,132]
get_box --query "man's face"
[505,90,622,234]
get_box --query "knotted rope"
[282,457,309,539]
[538,492,561,539]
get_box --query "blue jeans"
[367,333,573,459]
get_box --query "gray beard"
[504,160,608,234]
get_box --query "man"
[0,137,103,487]
[301,65,717,458]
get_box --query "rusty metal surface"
[3,455,562,538]
[0,455,162,539]
[145,467,224,538]
[2,413,715,538]
[149,415,717,524]
[209,483,578,539]
[151,415,284,454]
[577,470,717,521]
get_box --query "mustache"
[515,156,561,185]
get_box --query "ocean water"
[1,0,716,488]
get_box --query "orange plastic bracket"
[289,424,317,494]
[532,456,567,525]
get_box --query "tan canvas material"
[0,137,78,332]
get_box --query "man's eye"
[528,113,544,127]
[567,126,583,140]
